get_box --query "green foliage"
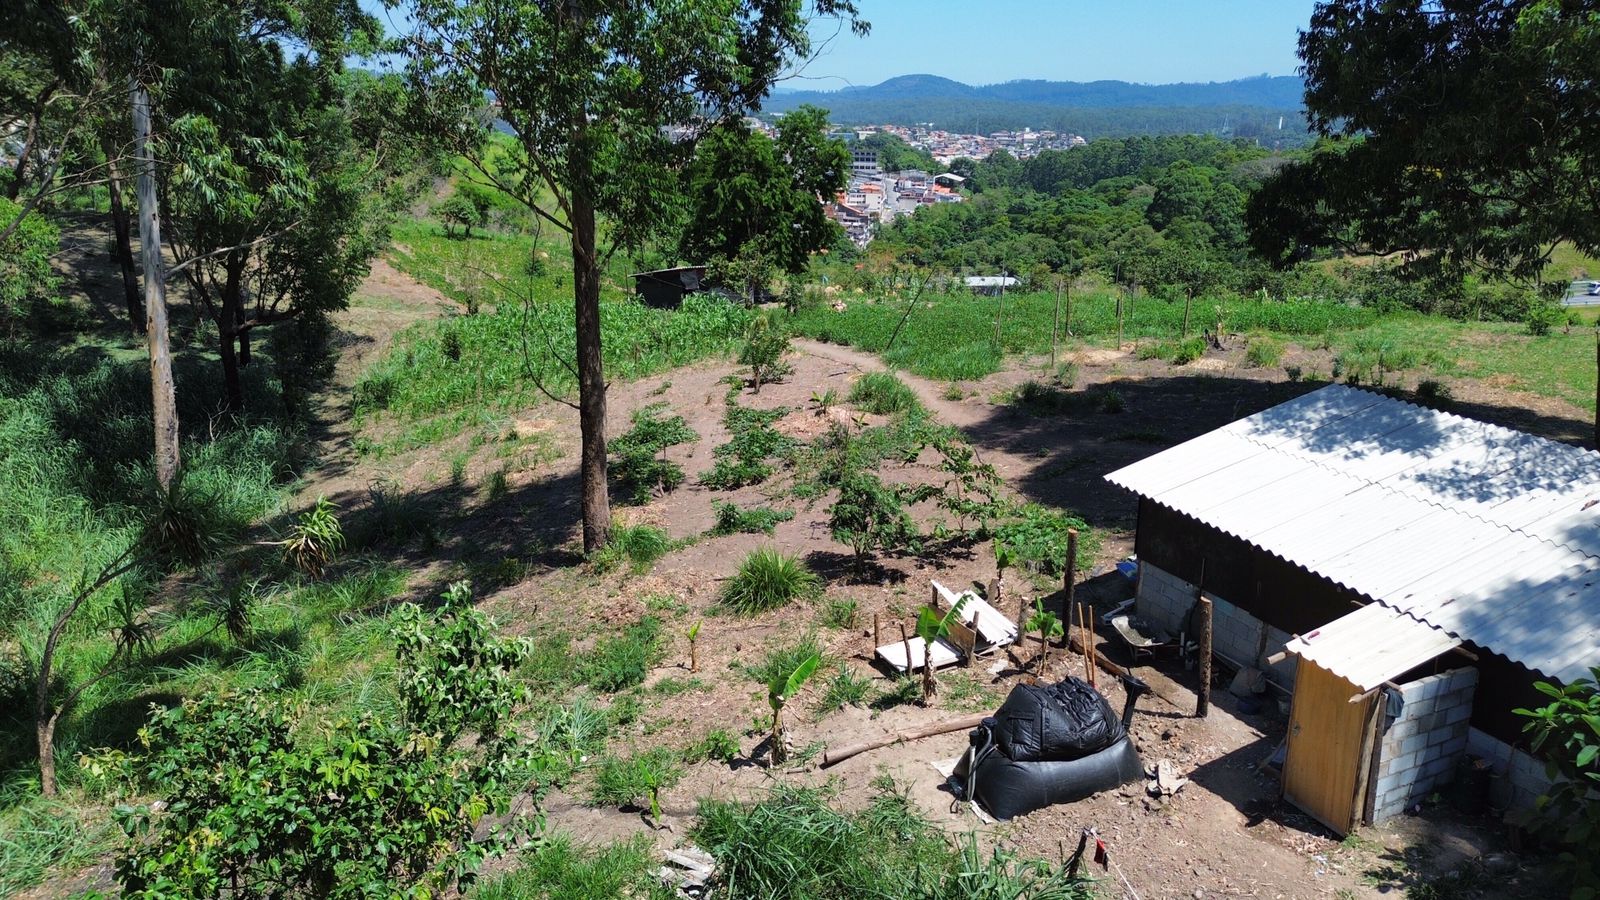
[591,523,673,574]
[742,634,828,690]
[684,728,741,764]
[0,799,101,897]
[694,784,1093,900]
[739,315,795,392]
[766,651,821,759]
[611,404,698,505]
[434,193,485,238]
[580,616,663,693]
[934,438,1005,536]
[710,501,796,536]
[820,599,860,630]
[817,665,872,714]
[722,547,821,615]
[828,471,929,563]
[1168,336,1206,365]
[702,403,795,490]
[471,834,663,900]
[848,372,922,416]
[1515,668,1600,897]
[995,504,1096,577]
[0,196,61,327]
[591,748,684,822]
[115,583,535,898]
[280,496,344,578]
[1244,334,1285,368]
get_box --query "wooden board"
[1283,659,1378,835]
[875,637,962,673]
[930,580,1018,648]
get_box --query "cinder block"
[1444,702,1473,726]
[1423,756,1454,780]
[1406,696,1438,719]
[1385,751,1419,774]
[1402,733,1430,756]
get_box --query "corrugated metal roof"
[1285,602,1463,692]
[1105,384,1600,684]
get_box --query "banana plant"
[767,651,821,764]
[687,621,702,673]
[914,594,970,702]
[1024,597,1065,676]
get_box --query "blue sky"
[795,0,1319,88]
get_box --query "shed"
[632,266,708,309]
[1105,384,1593,830]
[964,275,1018,296]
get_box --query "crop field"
[790,287,1377,380]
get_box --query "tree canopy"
[1247,0,1600,286]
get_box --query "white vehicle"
[1589,281,1600,296]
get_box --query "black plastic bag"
[991,677,1122,762]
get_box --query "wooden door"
[1283,660,1377,834]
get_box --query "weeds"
[471,834,661,900]
[279,497,343,578]
[710,501,796,536]
[848,372,921,415]
[702,404,794,490]
[721,547,821,615]
[591,748,684,822]
[611,403,698,504]
[1245,335,1285,368]
[591,523,673,574]
[820,599,860,630]
[684,728,741,764]
[580,616,663,692]
[817,665,872,714]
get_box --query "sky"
[793,0,1319,89]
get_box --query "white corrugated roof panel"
[1286,602,1462,692]
[1106,384,1600,683]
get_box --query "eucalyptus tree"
[396,0,867,552]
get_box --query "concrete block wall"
[1134,563,1297,686]
[1371,667,1478,822]
[1466,726,1554,813]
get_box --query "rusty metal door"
[1283,659,1377,834]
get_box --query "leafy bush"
[115,583,535,898]
[995,503,1095,577]
[0,196,61,326]
[828,471,930,564]
[710,501,796,536]
[695,785,1093,900]
[611,403,698,504]
[1168,336,1206,365]
[848,371,921,415]
[685,728,741,764]
[722,547,821,615]
[580,616,663,692]
[702,404,794,490]
[591,522,673,573]
[740,315,794,392]
[1515,667,1600,897]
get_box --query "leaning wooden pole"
[1195,594,1214,718]
[822,713,989,768]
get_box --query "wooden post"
[873,613,881,650]
[899,622,913,676]
[690,634,698,673]
[992,281,1006,349]
[1115,291,1124,349]
[1051,277,1062,368]
[1196,594,1213,718]
[1064,276,1073,337]
[1063,528,1079,611]
[1182,291,1193,340]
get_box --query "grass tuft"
[721,547,821,615]
[848,372,922,416]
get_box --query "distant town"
[747,118,1089,248]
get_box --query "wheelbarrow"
[1110,614,1186,666]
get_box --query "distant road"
[1564,280,1600,307]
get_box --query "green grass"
[471,833,668,900]
[793,287,1373,380]
[848,371,923,415]
[580,616,663,692]
[0,799,104,897]
[694,784,1094,900]
[742,634,829,688]
[710,501,796,536]
[721,547,822,615]
[358,222,753,453]
[591,523,673,573]
[816,665,872,714]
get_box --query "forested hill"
[765,74,1308,144]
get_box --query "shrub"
[1415,378,1453,405]
[710,501,795,536]
[591,522,673,573]
[820,598,859,630]
[828,471,928,564]
[611,403,697,504]
[1245,335,1284,368]
[702,404,794,490]
[115,583,535,898]
[1515,667,1600,896]
[279,496,343,578]
[0,196,61,326]
[1169,336,1206,365]
[580,616,663,692]
[848,372,921,415]
[722,547,820,614]
[1053,361,1080,388]
[739,315,794,393]
[685,728,741,764]
[995,503,1096,577]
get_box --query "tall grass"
[721,548,821,615]
[471,833,664,900]
[792,288,1374,380]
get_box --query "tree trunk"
[8,80,58,200]
[570,153,611,553]
[132,73,180,491]
[238,326,251,367]
[103,140,143,332]
[218,251,248,412]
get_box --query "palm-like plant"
[767,651,821,763]
[280,496,343,578]
[913,595,970,701]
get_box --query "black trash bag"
[948,718,1144,821]
[991,677,1122,763]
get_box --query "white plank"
[875,637,962,673]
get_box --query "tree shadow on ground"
[804,549,909,585]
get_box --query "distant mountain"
[764,74,1309,145]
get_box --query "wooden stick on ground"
[821,712,989,768]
